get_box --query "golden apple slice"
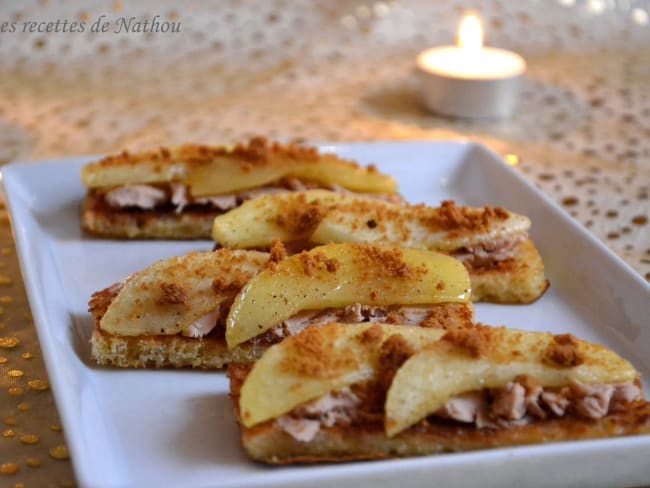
[211,190,529,253]
[100,249,268,336]
[81,146,188,188]
[239,323,446,427]
[186,154,397,197]
[212,190,361,248]
[225,243,471,348]
[82,139,397,196]
[311,199,530,252]
[385,326,639,437]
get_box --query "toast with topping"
[212,190,548,303]
[229,323,650,464]
[81,138,399,239]
[90,243,473,368]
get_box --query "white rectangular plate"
[3,141,650,488]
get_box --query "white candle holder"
[416,15,526,119]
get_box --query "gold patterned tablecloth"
[0,0,649,486]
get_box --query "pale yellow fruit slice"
[187,155,397,197]
[81,146,188,188]
[100,250,268,336]
[212,189,360,248]
[212,189,530,252]
[239,323,446,427]
[225,243,471,348]
[81,143,397,196]
[385,326,639,437]
[311,199,530,252]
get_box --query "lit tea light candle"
[416,14,526,118]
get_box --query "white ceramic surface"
[2,141,649,488]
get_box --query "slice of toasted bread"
[88,244,474,369]
[229,364,650,464]
[90,302,473,369]
[81,191,217,239]
[238,402,650,464]
[90,327,258,369]
[468,238,549,303]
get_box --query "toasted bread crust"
[240,404,650,464]
[468,238,549,304]
[90,303,474,369]
[90,327,260,368]
[228,363,650,464]
[81,192,217,239]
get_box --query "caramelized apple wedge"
[239,323,446,427]
[212,190,350,249]
[187,154,397,197]
[210,189,529,252]
[81,140,397,197]
[225,243,471,348]
[80,145,190,188]
[384,326,639,437]
[99,250,268,336]
[311,199,530,252]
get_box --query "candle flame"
[457,14,483,50]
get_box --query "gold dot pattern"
[26,458,42,468]
[0,337,20,348]
[49,446,69,461]
[0,463,19,475]
[0,1,648,487]
[0,227,71,484]
[19,434,40,445]
[27,380,49,391]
